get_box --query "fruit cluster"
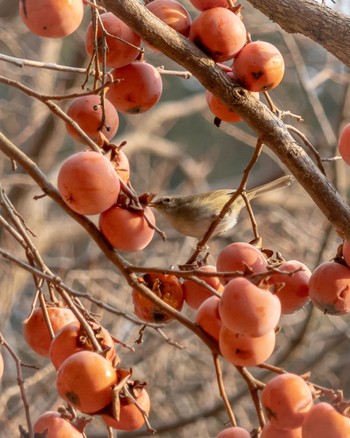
[22,305,151,435]
[15,0,350,436]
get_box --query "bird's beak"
[148,199,159,208]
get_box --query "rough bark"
[99,0,350,241]
[246,0,350,69]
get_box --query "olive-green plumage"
[150,175,293,239]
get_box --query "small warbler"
[149,175,294,239]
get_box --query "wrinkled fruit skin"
[132,273,184,323]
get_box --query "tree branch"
[246,0,350,69]
[99,0,350,241]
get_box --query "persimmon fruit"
[267,260,311,314]
[261,373,313,430]
[101,384,150,431]
[85,12,141,68]
[206,83,259,123]
[57,150,120,216]
[215,426,251,437]
[261,422,302,437]
[23,306,77,357]
[308,261,350,315]
[189,0,235,11]
[219,326,275,367]
[99,205,155,252]
[232,41,285,92]
[49,321,116,370]
[219,277,281,337]
[110,148,130,184]
[189,7,247,62]
[183,265,223,310]
[19,0,84,38]
[65,95,119,144]
[216,242,267,283]
[33,411,84,437]
[56,351,117,414]
[338,123,350,165]
[132,273,184,323]
[146,0,192,37]
[195,296,222,341]
[302,402,350,437]
[107,62,163,114]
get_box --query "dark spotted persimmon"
[19,0,84,38]
[132,273,184,323]
[56,351,118,414]
[232,41,285,92]
[189,7,247,62]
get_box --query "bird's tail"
[248,175,294,198]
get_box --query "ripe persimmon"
[267,260,311,314]
[338,123,350,165]
[101,383,150,431]
[132,273,184,323]
[19,0,84,38]
[49,321,116,370]
[215,426,251,437]
[99,205,155,252]
[206,85,259,123]
[195,296,222,341]
[189,0,235,11]
[308,261,350,315]
[23,306,77,357]
[146,0,192,37]
[183,265,223,310]
[342,240,350,267]
[56,351,117,414]
[219,326,275,367]
[261,373,313,430]
[261,422,302,437]
[189,7,247,62]
[33,411,84,437]
[85,12,141,68]
[110,148,130,184]
[219,277,281,337]
[232,41,285,92]
[302,402,350,437]
[107,62,163,114]
[65,95,119,144]
[57,150,120,216]
[216,242,267,284]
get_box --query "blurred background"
[1,0,350,436]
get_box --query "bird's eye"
[163,197,172,203]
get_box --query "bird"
[149,175,294,239]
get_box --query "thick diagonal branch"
[99,0,350,241]
[246,0,350,69]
